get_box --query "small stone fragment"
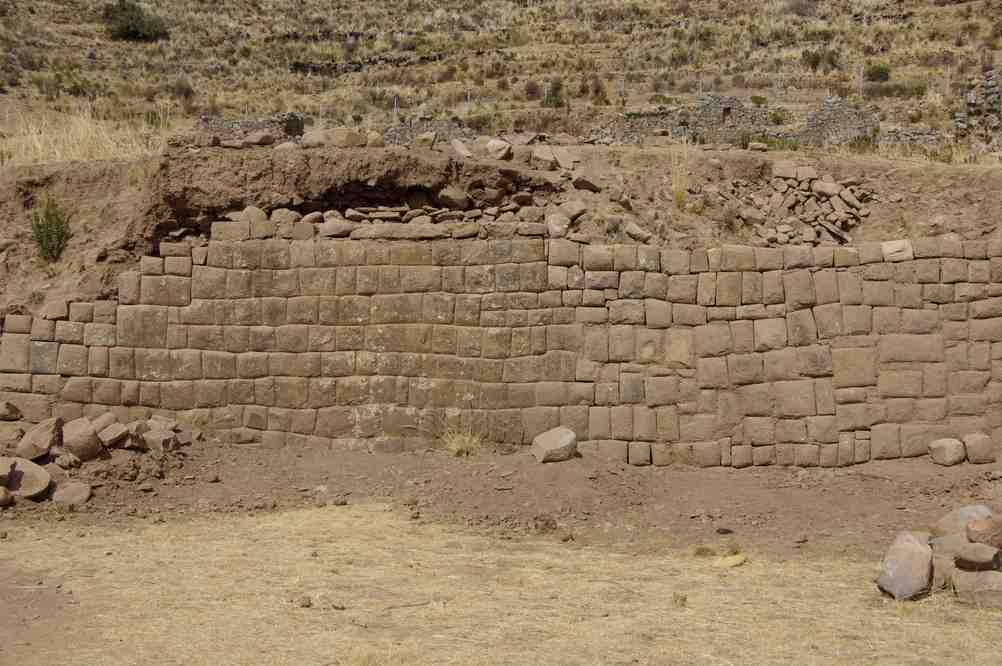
[52,481,92,509]
[0,401,21,421]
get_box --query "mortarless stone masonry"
[1,226,1000,467]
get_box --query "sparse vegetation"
[101,0,169,42]
[30,193,70,262]
[669,139,689,210]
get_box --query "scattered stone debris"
[878,505,1002,607]
[0,412,202,510]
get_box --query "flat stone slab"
[0,456,52,499]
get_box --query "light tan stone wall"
[1,225,1000,467]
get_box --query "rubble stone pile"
[878,504,1002,608]
[0,406,199,510]
[713,159,877,247]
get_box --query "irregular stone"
[62,418,102,462]
[241,206,268,226]
[881,239,914,262]
[876,530,932,600]
[933,505,993,537]
[811,180,842,197]
[0,486,11,507]
[560,200,588,221]
[531,146,558,170]
[486,139,513,160]
[16,417,62,460]
[366,130,385,147]
[143,429,177,454]
[964,432,995,464]
[330,127,365,148]
[300,130,328,148]
[245,130,274,146]
[928,438,966,466]
[0,401,20,421]
[98,423,130,448]
[625,222,652,242]
[546,213,571,238]
[414,131,437,149]
[52,481,92,508]
[530,426,577,463]
[0,456,51,499]
[55,452,80,469]
[953,570,1002,608]
[955,542,1002,571]
[317,222,355,238]
[450,139,472,158]
[747,142,768,152]
[967,517,1002,549]
[572,170,602,192]
[438,186,470,210]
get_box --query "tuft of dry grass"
[669,138,690,210]
[0,103,169,167]
[442,426,482,457]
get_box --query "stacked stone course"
[1,225,1000,467]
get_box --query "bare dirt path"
[2,502,1001,666]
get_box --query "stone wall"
[1,225,1000,467]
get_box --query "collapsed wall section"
[1,222,1000,467]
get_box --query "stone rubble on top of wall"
[0,227,1000,470]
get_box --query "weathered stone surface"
[52,481,92,508]
[15,417,62,460]
[953,570,1002,608]
[0,400,20,421]
[0,486,11,507]
[530,426,577,463]
[933,505,993,537]
[330,127,365,148]
[968,517,1002,549]
[963,432,995,464]
[876,530,932,600]
[98,423,130,448]
[62,418,102,462]
[486,139,513,160]
[0,456,51,498]
[438,186,470,210]
[928,438,966,466]
[954,542,1002,571]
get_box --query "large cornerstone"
[1,224,1000,468]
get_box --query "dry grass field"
[2,502,1000,665]
[2,0,1001,166]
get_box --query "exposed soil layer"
[4,440,1000,563]
[2,144,1001,314]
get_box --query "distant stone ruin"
[800,97,880,147]
[955,69,1001,148]
[618,95,879,148]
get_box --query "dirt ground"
[2,444,1002,665]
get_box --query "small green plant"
[102,0,169,42]
[750,94,767,107]
[30,194,69,262]
[864,62,891,82]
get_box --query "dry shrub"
[669,139,690,210]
